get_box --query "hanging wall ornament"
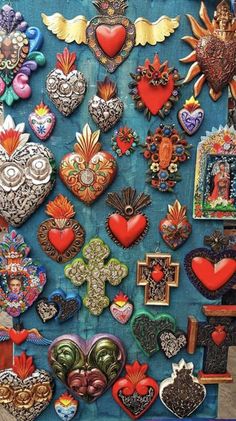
[0,5,45,106]
[65,237,128,316]
[42,0,179,73]
[193,126,236,219]
[143,124,191,193]
[54,392,78,421]
[159,359,206,418]
[46,48,87,117]
[112,361,159,420]
[59,124,117,205]
[159,200,192,250]
[110,292,133,324]
[111,127,139,157]
[185,230,236,299]
[106,187,151,248]
[88,77,123,132]
[0,231,47,318]
[0,115,56,227]
[36,288,82,323]
[38,195,85,263]
[180,1,236,101]
[129,55,182,120]
[0,323,51,346]
[178,97,204,136]
[0,352,54,421]
[48,333,126,402]
[28,102,56,141]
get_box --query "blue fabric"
[7,0,227,420]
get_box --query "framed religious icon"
[193,126,236,220]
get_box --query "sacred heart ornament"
[0,352,54,421]
[38,195,85,263]
[48,333,126,402]
[0,231,46,318]
[178,97,204,136]
[0,5,45,106]
[185,231,236,299]
[180,1,236,101]
[0,324,51,346]
[59,124,117,205]
[112,127,139,157]
[160,359,206,418]
[112,361,159,419]
[106,187,151,248]
[36,289,81,323]
[36,298,59,323]
[129,54,182,120]
[110,292,133,324]
[29,102,56,140]
[211,325,227,346]
[46,48,87,116]
[159,200,192,250]
[54,392,78,421]
[0,115,56,227]
[88,77,123,132]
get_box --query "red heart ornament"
[9,328,28,345]
[211,326,226,346]
[138,75,174,116]
[48,228,75,254]
[151,266,164,283]
[191,257,236,291]
[108,214,147,248]
[96,24,127,58]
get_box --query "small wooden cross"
[137,253,179,305]
[64,237,128,316]
[187,305,236,384]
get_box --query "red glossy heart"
[137,74,174,115]
[48,228,75,254]
[108,214,147,247]
[151,266,164,283]
[116,137,134,155]
[96,24,126,58]
[191,257,236,291]
[9,329,28,345]
[211,328,226,346]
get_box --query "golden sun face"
[180,1,236,101]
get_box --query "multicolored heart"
[107,214,148,248]
[8,328,28,345]
[29,102,56,141]
[178,107,204,136]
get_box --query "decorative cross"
[187,305,236,384]
[64,237,128,316]
[137,253,179,305]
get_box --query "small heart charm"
[29,102,56,140]
[36,298,59,323]
[112,127,139,157]
[110,292,133,324]
[88,77,123,132]
[211,325,227,346]
[55,392,78,421]
[158,330,187,358]
[151,265,164,282]
[178,97,204,136]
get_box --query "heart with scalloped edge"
[9,328,28,345]
[48,228,75,254]
[107,214,147,248]
[96,25,126,58]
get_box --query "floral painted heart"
[110,292,133,324]
[178,97,204,136]
[95,25,127,58]
[29,102,56,140]
[158,330,187,359]
[48,333,126,402]
[0,30,29,74]
[60,124,117,205]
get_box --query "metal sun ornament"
[42,0,179,73]
[180,1,236,101]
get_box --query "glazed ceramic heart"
[110,302,133,324]
[158,330,187,359]
[184,248,236,299]
[107,214,147,248]
[29,110,56,141]
[178,107,204,136]
[48,228,75,254]
[8,328,28,345]
[48,333,126,402]
[0,30,29,73]
[96,25,126,58]
[196,36,236,93]
[88,96,124,133]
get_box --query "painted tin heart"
[0,115,56,227]
[36,298,59,323]
[178,97,204,136]
[60,124,117,205]
[29,102,56,140]
[36,289,81,323]
[110,292,133,324]
[158,330,187,359]
[48,333,126,402]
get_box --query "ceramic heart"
[36,298,59,323]
[185,248,236,299]
[158,330,187,359]
[59,124,117,205]
[0,116,55,227]
[29,102,56,140]
[0,29,29,74]
[54,392,78,421]
[95,25,126,58]
[48,333,126,402]
[178,97,204,136]
[107,214,148,248]
[110,293,133,324]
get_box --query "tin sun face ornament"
[0,231,46,318]
[54,392,78,421]
[28,102,56,141]
[178,97,204,136]
[111,127,139,157]
[159,200,192,250]
[38,195,85,263]
[0,5,45,106]
[59,124,117,205]
[88,77,123,133]
[129,54,182,120]
[0,115,56,227]
[46,48,87,117]
[0,352,53,421]
[193,126,236,220]
[48,333,126,402]
[112,361,159,420]
[143,124,191,193]
[180,1,236,101]
[106,187,151,248]
[110,292,133,324]
[159,359,206,418]
[42,0,179,73]
[36,288,82,323]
